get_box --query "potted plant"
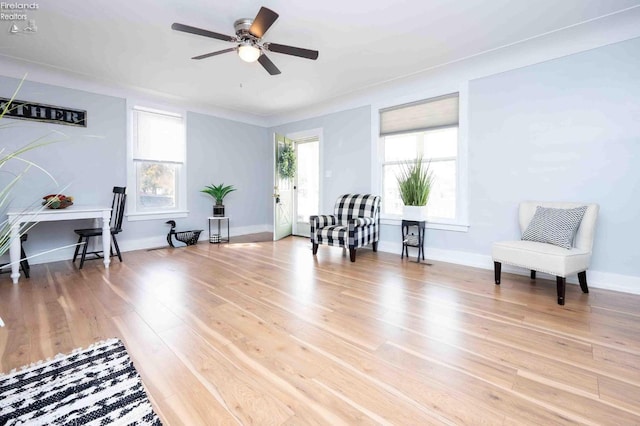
[397,156,434,221]
[201,183,236,217]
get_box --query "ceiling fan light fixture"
[172,6,318,75]
[238,44,261,63]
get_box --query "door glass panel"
[296,141,319,223]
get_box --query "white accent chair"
[492,201,599,305]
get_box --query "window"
[380,93,460,221]
[128,106,187,219]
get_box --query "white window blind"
[133,108,184,163]
[128,105,186,218]
[380,93,459,136]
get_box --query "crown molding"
[0,55,270,127]
[266,6,640,127]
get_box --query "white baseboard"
[9,224,273,267]
[10,230,638,295]
[118,223,273,253]
[377,241,640,295]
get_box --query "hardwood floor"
[1,236,639,425]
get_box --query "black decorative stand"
[208,216,230,244]
[401,219,426,263]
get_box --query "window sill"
[127,210,189,222]
[380,217,469,232]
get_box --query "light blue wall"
[377,37,640,276]
[0,76,272,264]
[272,37,640,278]
[2,35,638,279]
[459,36,640,276]
[270,106,372,214]
[1,76,127,261]
[1,76,127,204]
[187,111,271,231]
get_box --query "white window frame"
[126,100,188,221]
[372,83,469,232]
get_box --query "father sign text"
[0,97,87,127]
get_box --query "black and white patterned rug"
[0,338,161,425]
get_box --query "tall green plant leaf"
[0,78,64,257]
[397,156,434,206]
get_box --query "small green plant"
[397,156,434,206]
[201,183,236,205]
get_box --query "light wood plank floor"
[1,236,639,425]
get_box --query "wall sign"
[0,97,87,127]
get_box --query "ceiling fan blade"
[264,43,318,60]
[258,54,281,75]
[171,23,235,42]
[192,48,236,60]
[249,7,279,38]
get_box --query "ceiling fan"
[171,6,319,75]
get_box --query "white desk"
[7,205,112,284]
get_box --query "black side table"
[401,220,426,263]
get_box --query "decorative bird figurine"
[166,220,203,247]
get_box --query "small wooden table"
[401,219,426,263]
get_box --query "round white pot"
[402,205,428,221]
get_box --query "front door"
[273,134,294,241]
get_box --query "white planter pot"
[403,205,428,221]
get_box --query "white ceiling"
[2,0,639,118]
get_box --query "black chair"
[1,234,30,278]
[73,187,126,269]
